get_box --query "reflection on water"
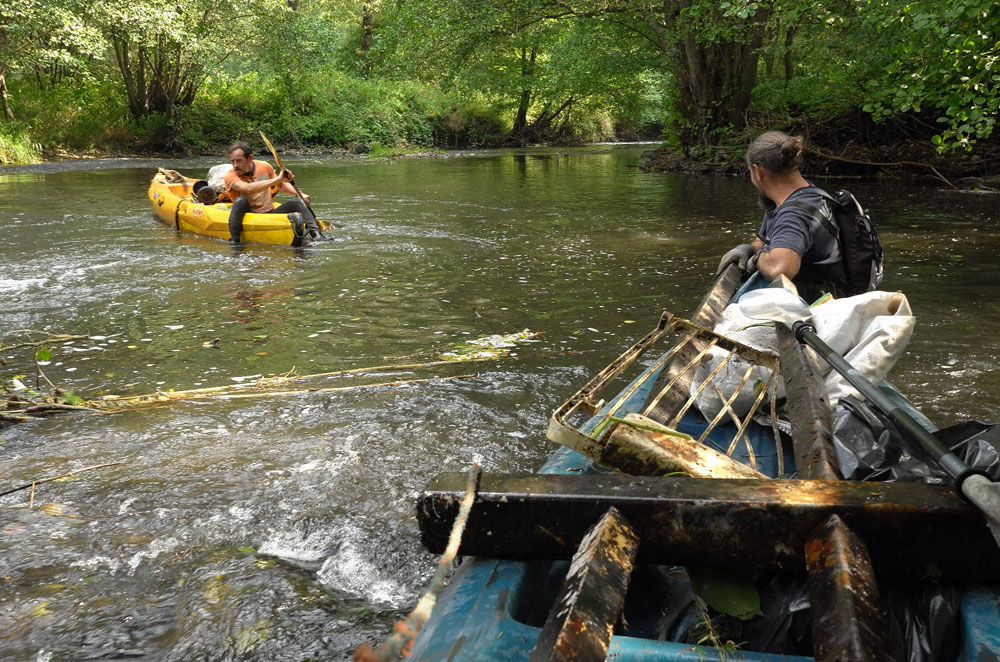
[1,146,999,660]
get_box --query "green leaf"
[687,566,763,620]
[36,347,52,362]
[237,546,256,554]
[63,391,85,405]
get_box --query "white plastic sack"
[207,163,231,194]
[691,290,914,419]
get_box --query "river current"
[1,145,998,660]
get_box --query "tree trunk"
[0,68,13,120]
[0,29,12,120]
[668,0,769,149]
[529,96,574,138]
[360,0,377,76]
[113,35,149,118]
[510,46,537,146]
[784,25,797,84]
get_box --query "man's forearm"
[234,176,279,195]
[754,247,801,280]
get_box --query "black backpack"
[783,189,885,296]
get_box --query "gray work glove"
[745,249,762,274]
[716,243,754,275]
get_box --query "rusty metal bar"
[775,316,890,661]
[715,385,758,469]
[588,332,704,443]
[658,344,733,426]
[546,312,678,457]
[805,515,890,661]
[641,337,721,424]
[417,472,1000,582]
[530,507,640,662]
[724,367,781,463]
[695,362,757,446]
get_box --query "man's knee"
[278,199,309,215]
[230,197,250,214]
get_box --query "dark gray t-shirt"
[757,186,841,266]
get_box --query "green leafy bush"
[0,127,41,164]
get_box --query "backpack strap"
[777,196,839,238]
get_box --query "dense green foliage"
[0,0,996,162]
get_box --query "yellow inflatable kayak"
[147,171,331,246]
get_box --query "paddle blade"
[259,131,284,171]
[739,288,812,326]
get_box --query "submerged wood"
[600,413,766,479]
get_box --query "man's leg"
[228,197,251,243]
[272,199,325,239]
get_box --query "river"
[1,144,998,660]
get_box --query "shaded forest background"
[0,0,997,178]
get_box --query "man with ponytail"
[717,131,849,302]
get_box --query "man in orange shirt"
[223,140,322,243]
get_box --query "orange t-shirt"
[223,160,280,213]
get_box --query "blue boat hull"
[409,280,1000,661]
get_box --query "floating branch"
[92,361,495,409]
[0,329,104,352]
[205,374,476,401]
[0,461,125,500]
[1,330,541,424]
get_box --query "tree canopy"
[0,0,997,165]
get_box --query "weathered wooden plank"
[771,278,891,660]
[417,472,1000,581]
[806,515,891,661]
[775,321,841,480]
[599,413,767,479]
[530,507,640,662]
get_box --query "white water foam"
[316,524,409,607]
[258,529,334,564]
[0,277,46,292]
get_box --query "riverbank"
[639,119,1000,191]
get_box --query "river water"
[1,145,998,660]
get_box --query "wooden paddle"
[259,131,318,222]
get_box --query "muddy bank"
[639,114,1000,191]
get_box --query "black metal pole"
[792,321,977,486]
